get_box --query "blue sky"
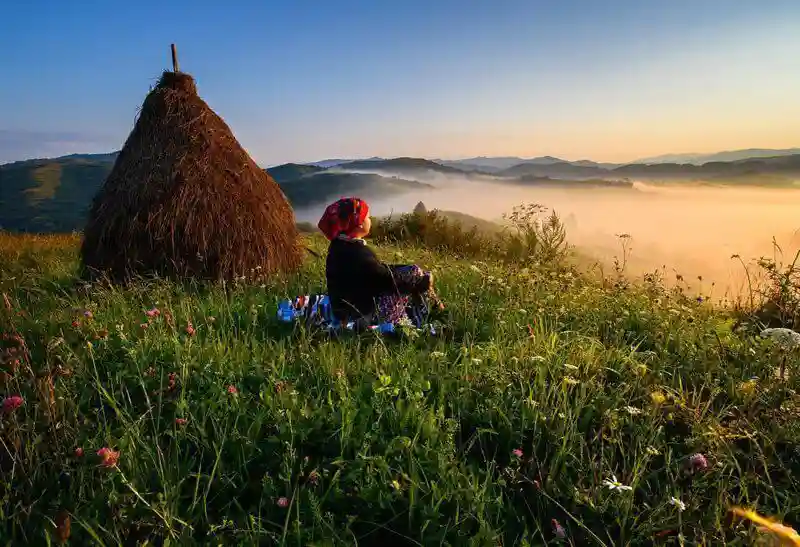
[1,0,799,165]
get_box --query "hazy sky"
[1,0,799,165]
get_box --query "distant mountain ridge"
[0,154,432,232]
[631,148,800,165]
[3,149,800,233]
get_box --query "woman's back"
[326,236,389,319]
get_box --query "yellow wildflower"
[738,379,758,397]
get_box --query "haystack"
[81,60,302,281]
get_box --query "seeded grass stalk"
[1,226,799,544]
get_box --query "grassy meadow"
[1,216,799,545]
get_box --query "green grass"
[1,232,799,545]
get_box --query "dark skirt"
[376,264,441,324]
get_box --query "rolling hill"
[279,172,432,208]
[3,150,799,233]
[438,156,618,172]
[498,160,609,179]
[265,162,326,183]
[632,148,800,165]
[492,153,800,181]
[0,156,433,233]
[337,157,468,176]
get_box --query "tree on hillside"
[413,201,427,215]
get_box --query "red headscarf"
[318,197,370,241]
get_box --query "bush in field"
[733,246,800,332]
[372,203,569,266]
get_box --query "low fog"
[295,170,800,299]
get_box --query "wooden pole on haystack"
[171,43,180,73]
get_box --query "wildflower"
[512,448,523,458]
[145,307,160,318]
[650,391,666,405]
[623,406,643,416]
[2,395,24,413]
[731,507,800,545]
[175,418,188,426]
[646,446,660,456]
[471,358,482,365]
[85,341,93,350]
[431,351,446,359]
[71,320,80,328]
[185,323,196,336]
[276,496,289,508]
[738,378,758,396]
[760,327,800,349]
[83,310,93,319]
[551,518,566,539]
[688,453,708,471]
[391,479,402,491]
[603,475,633,492]
[95,328,109,340]
[74,447,84,457]
[97,447,120,468]
[227,385,238,395]
[563,376,579,386]
[308,470,320,486]
[140,323,149,330]
[669,496,687,512]
[207,316,216,323]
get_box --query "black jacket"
[326,237,430,320]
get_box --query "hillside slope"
[0,232,796,544]
[4,152,799,232]
[0,157,433,232]
[280,172,432,208]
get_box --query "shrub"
[734,245,800,331]
[371,203,569,267]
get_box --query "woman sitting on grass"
[319,197,444,327]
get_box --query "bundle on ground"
[81,70,302,281]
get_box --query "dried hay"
[81,70,302,281]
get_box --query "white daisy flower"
[669,496,687,512]
[603,475,633,492]
[623,406,643,416]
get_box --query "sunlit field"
[1,220,799,545]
